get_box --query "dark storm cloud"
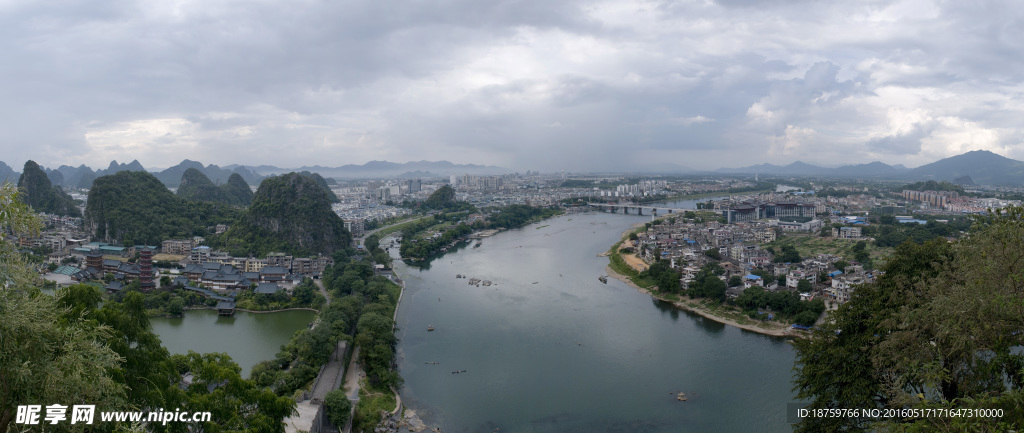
[2,0,1024,171]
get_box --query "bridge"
[586,203,700,216]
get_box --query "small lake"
[151,308,316,377]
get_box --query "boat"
[599,275,608,284]
[427,325,435,331]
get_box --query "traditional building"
[139,247,154,291]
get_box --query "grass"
[607,227,657,289]
[767,233,893,267]
[536,225,550,230]
[354,383,397,433]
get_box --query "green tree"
[171,352,296,432]
[167,297,185,316]
[728,275,743,287]
[324,389,352,427]
[0,186,127,432]
[796,278,812,293]
[833,260,848,272]
[0,289,130,432]
[792,226,1024,432]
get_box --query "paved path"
[315,279,331,307]
[310,344,346,404]
[342,346,362,400]
[357,216,429,248]
[283,401,319,433]
[341,346,362,433]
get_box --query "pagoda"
[139,247,155,291]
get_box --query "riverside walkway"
[284,280,346,433]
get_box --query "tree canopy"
[17,160,81,217]
[85,171,242,245]
[214,172,350,256]
[792,207,1024,432]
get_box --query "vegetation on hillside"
[901,179,965,193]
[176,168,254,206]
[17,160,81,217]
[223,173,255,206]
[792,207,1024,432]
[85,171,243,245]
[214,172,350,257]
[298,171,339,203]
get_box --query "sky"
[2,0,1023,173]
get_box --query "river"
[151,308,316,377]
[393,204,801,433]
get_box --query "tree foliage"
[0,288,129,433]
[18,160,81,217]
[486,204,560,229]
[422,185,456,210]
[324,389,352,427]
[176,168,254,207]
[687,263,726,301]
[640,260,683,293]
[85,171,242,245]
[793,207,1024,432]
[214,172,350,256]
[772,244,801,263]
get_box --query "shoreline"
[606,227,800,339]
[604,265,797,338]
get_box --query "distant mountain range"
[0,159,508,189]
[238,160,508,179]
[4,151,1024,188]
[714,150,1024,186]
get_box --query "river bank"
[606,226,800,338]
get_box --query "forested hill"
[176,168,254,206]
[298,171,339,203]
[223,173,255,206]
[18,160,81,217]
[84,171,242,245]
[214,172,350,257]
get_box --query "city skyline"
[4,0,1023,172]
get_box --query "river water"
[393,205,800,433]
[151,308,315,377]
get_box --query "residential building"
[162,239,194,255]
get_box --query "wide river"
[393,205,800,432]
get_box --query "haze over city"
[4,0,1023,172]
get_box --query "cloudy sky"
[3,0,1023,172]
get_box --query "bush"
[325,389,352,427]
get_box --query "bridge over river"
[586,202,701,216]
